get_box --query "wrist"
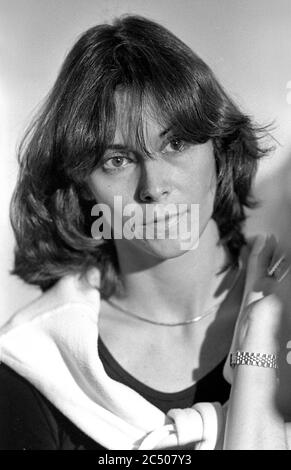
[229,349,280,387]
[238,313,280,353]
[230,351,278,369]
[240,339,279,355]
[230,351,280,390]
[240,330,279,354]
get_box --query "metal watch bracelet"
[230,351,278,369]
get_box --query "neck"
[112,219,231,324]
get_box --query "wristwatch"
[230,351,278,369]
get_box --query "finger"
[257,234,278,278]
[253,276,276,297]
[244,234,283,307]
[267,255,291,283]
[256,234,290,284]
[273,261,291,308]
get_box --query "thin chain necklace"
[106,260,243,327]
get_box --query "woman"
[0,15,289,450]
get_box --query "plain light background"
[1,0,291,325]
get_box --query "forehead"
[112,90,167,147]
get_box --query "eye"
[102,155,134,171]
[163,138,187,153]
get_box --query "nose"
[138,159,172,203]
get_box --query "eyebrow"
[105,128,171,151]
[105,144,130,151]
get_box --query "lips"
[142,210,188,227]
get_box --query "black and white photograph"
[0,0,291,452]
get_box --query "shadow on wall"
[247,148,291,252]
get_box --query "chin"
[135,236,199,260]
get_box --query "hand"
[223,234,291,447]
[236,235,286,353]
[235,236,291,420]
[224,234,289,369]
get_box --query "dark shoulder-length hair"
[10,14,271,298]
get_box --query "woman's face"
[88,93,217,260]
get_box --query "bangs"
[105,81,214,160]
[61,38,220,186]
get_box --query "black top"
[0,336,231,450]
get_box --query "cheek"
[92,184,115,206]
[88,173,136,229]
[88,174,125,206]
[183,141,217,202]
[187,161,217,206]
[184,154,217,233]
